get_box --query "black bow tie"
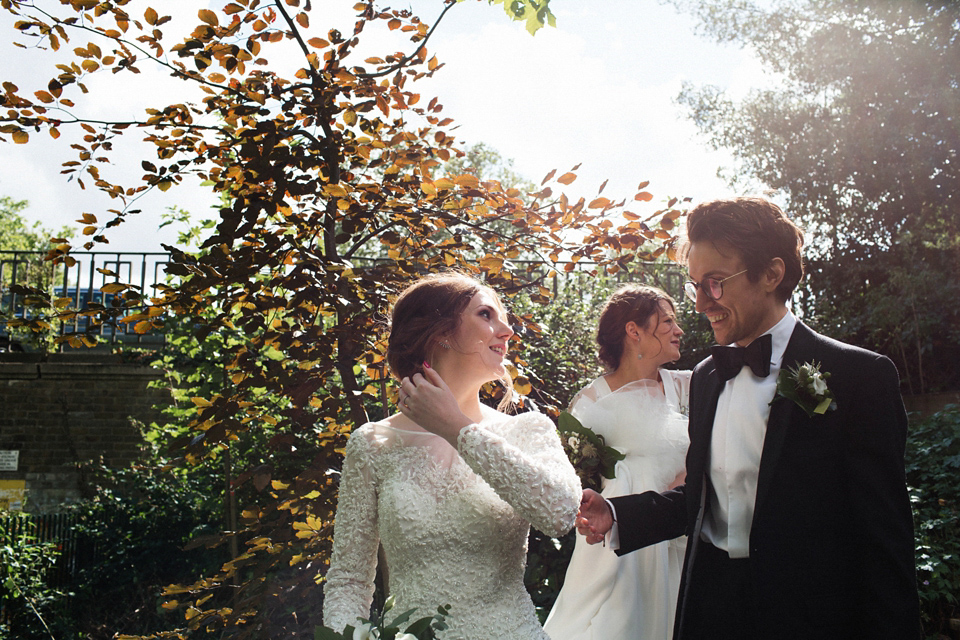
[711,334,772,382]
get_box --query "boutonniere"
[557,411,625,492]
[773,361,837,417]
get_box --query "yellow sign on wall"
[0,480,26,512]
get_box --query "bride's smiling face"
[639,300,684,365]
[447,289,514,380]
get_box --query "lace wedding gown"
[323,412,581,639]
[544,370,691,640]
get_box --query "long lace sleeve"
[456,412,580,537]
[323,427,379,632]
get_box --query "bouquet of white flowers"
[557,410,625,491]
[315,597,450,640]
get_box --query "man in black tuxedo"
[577,197,920,639]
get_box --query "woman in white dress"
[544,284,690,640]
[323,272,581,639]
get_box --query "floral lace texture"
[323,412,580,639]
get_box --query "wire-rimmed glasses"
[684,269,748,303]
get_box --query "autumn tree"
[1,1,682,637]
[671,0,960,392]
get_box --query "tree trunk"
[910,299,925,395]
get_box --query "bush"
[64,463,226,639]
[907,404,960,638]
[0,514,70,639]
[509,273,608,413]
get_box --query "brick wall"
[0,353,168,514]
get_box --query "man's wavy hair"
[679,197,805,303]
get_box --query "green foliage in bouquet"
[315,596,450,640]
[557,411,625,491]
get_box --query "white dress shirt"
[700,310,796,558]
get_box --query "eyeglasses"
[684,269,748,303]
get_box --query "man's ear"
[765,258,786,293]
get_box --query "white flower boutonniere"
[773,361,837,417]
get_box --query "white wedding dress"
[544,370,691,640]
[323,412,581,639]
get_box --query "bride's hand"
[399,363,473,447]
[576,489,613,544]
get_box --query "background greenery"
[907,405,960,637]
[673,0,960,394]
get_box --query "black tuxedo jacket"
[610,322,920,639]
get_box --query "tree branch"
[358,2,457,79]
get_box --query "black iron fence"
[0,512,96,628]
[0,513,83,590]
[0,250,170,349]
[0,250,684,351]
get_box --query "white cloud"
[406,0,759,206]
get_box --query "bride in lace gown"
[323,273,581,639]
[544,285,690,640]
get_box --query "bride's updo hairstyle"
[387,272,514,408]
[595,284,676,371]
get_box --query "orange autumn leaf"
[454,174,479,189]
[198,9,218,27]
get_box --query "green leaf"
[314,626,346,640]
[472,0,556,35]
[387,606,420,629]
[557,411,600,446]
[403,615,436,635]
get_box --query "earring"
[637,352,644,360]
[441,342,451,350]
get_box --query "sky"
[0,0,772,253]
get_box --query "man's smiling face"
[686,240,781,347]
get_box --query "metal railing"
[1,250,684,351]
[0,250,171,349]
[0,512,83,591]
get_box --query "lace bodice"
[323,411,581,639]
